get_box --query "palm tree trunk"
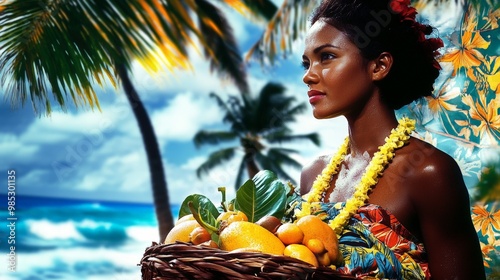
[116,63,174,242]
[244,153,260,180]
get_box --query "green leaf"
[178,194,220,219]
[187,201,219,243]
[234,170,288,222]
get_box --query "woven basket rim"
[140,241,356,280]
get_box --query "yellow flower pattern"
[398,1,500,276]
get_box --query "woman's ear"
[371,52,393,81]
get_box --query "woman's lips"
[308,90,325,104]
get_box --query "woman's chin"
[312,110,340,120]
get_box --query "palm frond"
[265,131,321,146]
[195,82,316,186]
[193,130,238,148]
[222,0,278,22]
[196,147,238,178]
[0,0,274,115]
[208,92,245,132]
[0,0,194,114]
[267,148,302,170]
[195,0,249,94]
[246,0,498,66]
[245,0,319,66]
[255,150,300,184]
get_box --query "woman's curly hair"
[310,0,443,109]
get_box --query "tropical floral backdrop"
[397,0,500,275]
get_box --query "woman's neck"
[345,102,398,157]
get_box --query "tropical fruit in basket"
[297,215,340,264]
[276,223,304,245]
[216,210,248,224]
[219,221,285,255]
[255,215,282,234]
[175,214,195,226]
[189,226,211,245]
[167,171,340,268]
[284,244,319,267]
[164,220,201,244]
[216,210,248,230]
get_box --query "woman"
[298,0,485,278]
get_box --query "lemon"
[175,214,195,226]
[164,220,200,244]
[219,221,285,255]
[284,244,319,267]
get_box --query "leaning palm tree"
[194,82,320,190]
[0,0,277,242]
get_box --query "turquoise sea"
[0,194,180,280]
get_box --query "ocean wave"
[0,245,144,280]
[126,225,158,243]
[27,219,86,241]
[22,218,142,252]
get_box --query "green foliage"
[234,170,289,222]
[178,170,290,235]
[179,194,221,242]
[178,194,220,219]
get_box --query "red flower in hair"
[390,0,410,13]
[390,0,417,21]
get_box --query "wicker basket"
[140,241,356,280]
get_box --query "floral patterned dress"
[308,202,430,279]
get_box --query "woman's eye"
[320,53,335,61]
[301,61,310,70]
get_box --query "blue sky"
[0,3,348,205]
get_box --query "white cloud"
[20,107,125,144]
[180,156,207,170]
[167,156,241,205]
[151,91,225,141]
[0,133,39,162]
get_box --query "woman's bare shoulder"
[394,137,469,206]
[300,155,330,195]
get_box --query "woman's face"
[302,19,375,119]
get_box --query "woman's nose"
[303,65,318,87]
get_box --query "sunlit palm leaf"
[246,0,495,66]
[0,0,191,113]
[0,0,272,114]
[195,0,249,93]
[222,0,277,21]
[246,0,319,65]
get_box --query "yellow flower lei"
[295,118,416,236]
